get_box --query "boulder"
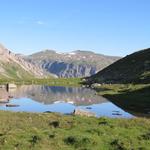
[7,83,17,89]
[73,109,96,117]
[6,104,19,107]
[91,83,102,88]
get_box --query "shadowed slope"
[88,48,150,84]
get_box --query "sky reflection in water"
[0,85,133,118]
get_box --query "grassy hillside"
[0,111,150,150]
[0,62,35,79]
[0,44,49,79]
[87,48,150,84]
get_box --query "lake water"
[0,85,133,118]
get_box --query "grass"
[94,84,150,117]
[0,78,82,87]
[0,62,35,79]
[0,111,150,150]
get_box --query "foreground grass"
[0,78,82,87]
[94,84,150,117]
[0,111,150,150]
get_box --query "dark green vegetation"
[94,84,150,117]
[0,111,150,150]
[87,48,150,84]
[85,48,150,117]
[0,78,82,87]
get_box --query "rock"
[86,107,92,109]
[82,79,86,82]
[0,99,9,103]
[37,61,97,78]
[7,84,17,89]
[112,113,122,116]
[0,85,6,88]
[91,83,102,88]
[0,88,9,100]
[73,109,96,117]
[6,104,19,107]
[8,96,13,98]
[112,110,120,113]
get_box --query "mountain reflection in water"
[7,85,107,105]
[0,85,133,118]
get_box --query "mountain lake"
[0,85,134,118]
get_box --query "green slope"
[88,48,150,84]
[0,62,34,80]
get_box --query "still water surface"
[0,85,133,118]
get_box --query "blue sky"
[0,0,150,56]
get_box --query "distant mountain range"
[87,48,150,84]
[25,50,120,78]
[0,43,120,79]
[1,43,150,82]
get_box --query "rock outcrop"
[73,109,96,117]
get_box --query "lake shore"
[0,81,150,149]
[0,78,82,87]
[94,84,150,117]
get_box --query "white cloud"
[36,21,45,25]
[17,19,47,26]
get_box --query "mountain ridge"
[0,43,121,79]
[26,49,120,78]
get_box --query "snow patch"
[56,52,64,54]
[67,52,76,55]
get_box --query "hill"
[87,48,150,84]
[0,44,46,79]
